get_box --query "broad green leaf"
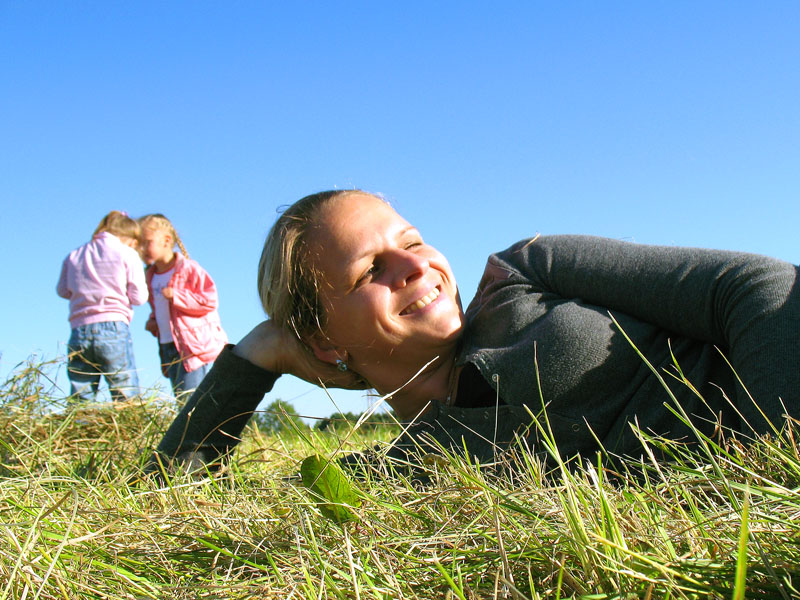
[300,454,361,523]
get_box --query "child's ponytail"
[173,230,190,260]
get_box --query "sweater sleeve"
[492,234,800,413]
[125,250,149,307]
[155,344,279,461]
[170,263,219,317]
[56,257,71,299]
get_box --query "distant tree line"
[314,409,398,432]
[249,399,398,434]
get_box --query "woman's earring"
[336,359,348,372]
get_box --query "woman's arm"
[491,234,800,413]
[233,320,368,390]
[152,321,368,470]
[494,235,797,346]
[154,344,278,464]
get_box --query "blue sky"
[2,2,798,421]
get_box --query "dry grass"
[1,358,799,599]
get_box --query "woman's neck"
[371,346,461,421]
[154,252,176,273]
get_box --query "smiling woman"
[147,189,800,476]
[253,190,464,419]
[298,192,464,418]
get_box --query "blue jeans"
[67,321,139,402]
[159,342,211,399]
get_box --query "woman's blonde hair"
[258,189,377,339]
[94,211,140,241]
[138,213,190,259]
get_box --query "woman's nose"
[390,249,429,288]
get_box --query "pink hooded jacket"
[145,253,227,373]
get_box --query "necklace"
[445,364,463,406]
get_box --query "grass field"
[1,358,799,599]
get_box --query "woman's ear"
[306,333,345,366]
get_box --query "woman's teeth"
[402,287,440,315]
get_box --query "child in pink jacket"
[139,214,227,398]
[57,211,148,401]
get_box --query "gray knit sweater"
[434,234,799,460]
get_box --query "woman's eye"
[357,263,379,285]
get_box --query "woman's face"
[308,193,464,380]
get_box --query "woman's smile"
[400,285,441,315]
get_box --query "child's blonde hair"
[94,211,140,241]
[139,213,190,259]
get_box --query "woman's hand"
[232,321,369,390]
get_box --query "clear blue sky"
[2,2,798,422]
